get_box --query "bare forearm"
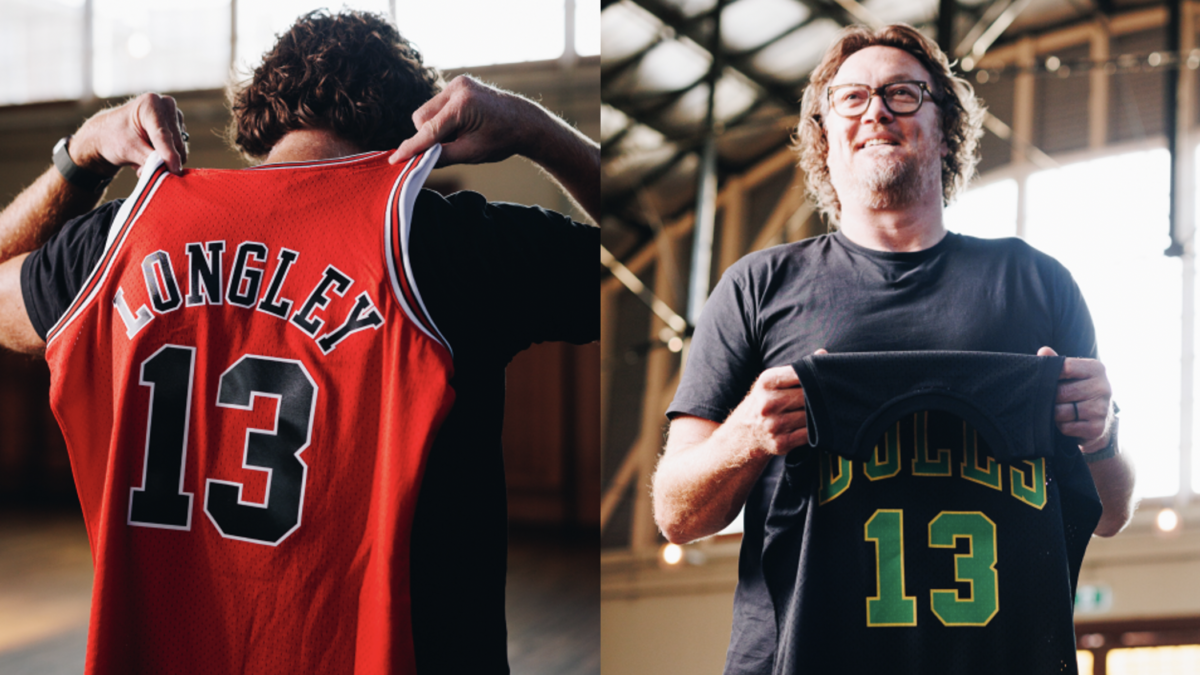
[0,167,103,262]
[1088,452,1135,536]
[653,420,775,544]
[0,92,188,266]
[523,107,600,225]
[390,76,599,223]
[656,369,810,543]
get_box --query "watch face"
[54,137,68,155]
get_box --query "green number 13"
[864,509,998,627]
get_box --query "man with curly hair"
[653,24,1133,675]
[0,9,595,675]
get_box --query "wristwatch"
[53,136,115,193]
[1083,412,1120,464]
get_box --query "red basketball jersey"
[44,147,454,674]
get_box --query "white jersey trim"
[383,144,452,357]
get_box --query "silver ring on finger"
[1072,401,1079,422]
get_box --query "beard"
[840,138,943,211]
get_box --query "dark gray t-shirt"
[666,230,1098,675]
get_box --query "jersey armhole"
[384,144,454,358]
[45,154,171,345]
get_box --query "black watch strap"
[53,136,115,193]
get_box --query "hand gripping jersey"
[44,147,454,675]
[764,352,1102,675]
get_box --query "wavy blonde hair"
[794,24,985,224]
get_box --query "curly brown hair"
[227,9,443,160]
[794,24,984,224]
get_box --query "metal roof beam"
[600,33,669,86]
[631,0,814,115]
[961,0,1036,62]
[602,96,776,212]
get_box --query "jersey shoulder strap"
[46,154,172,345]
[383,145,452,357]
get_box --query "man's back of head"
[227,9,444,161]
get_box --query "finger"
[1037,346,1058,357]
[149,95,184,172]
[781,426,812,454]
[1053,399,1105,424]
[814,348,829,355]
[1056,377,1111,403]
[176,108,188,165]
[768,409,808,436]
[142,97,183,174]
[411,86,454,129]
[391,91,461,164]
[121,135,157,172]
[390,117,446,165]
[764,414,810,455]
[1057,419,1105,443]
[1053,402,1073,424]
[759,365,801,390]
[435,135,491,167]
[1059,356,1105,381]
[765,388,808,415]
[163,97,186,171]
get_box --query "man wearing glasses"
[653,23,1133,675]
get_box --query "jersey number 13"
[127,344,317,546]
[865,509,999,627]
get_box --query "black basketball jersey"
[764,351,1102,675]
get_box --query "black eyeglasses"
[826,81,937,118]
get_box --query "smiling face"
[823,46,948,212]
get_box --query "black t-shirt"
[22,188,598,675]
[666,230,1098,675]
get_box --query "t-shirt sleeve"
[20,199,125,340]
[1046,257,1099,360]
[407,189,598,365]
[666,261,763,422]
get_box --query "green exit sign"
[1075,584,1113,615]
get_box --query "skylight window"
[721,0,809,54]
[750,18,841,81]
[601,1,663,65]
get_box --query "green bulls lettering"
[865,424,901,481]
[816,415,1047,509]
[912,411,952,476]
[819,452,853,505]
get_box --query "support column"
[1013,37,1036,238]
[1176,0,1196,505]
[687,0,725,326]
[1089,20,1110,149]
[83,0,95,102]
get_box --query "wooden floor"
[0,512,599,675]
